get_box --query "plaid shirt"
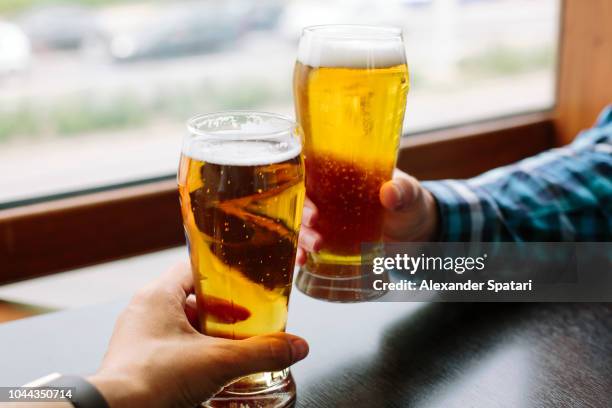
[422,106,612,242]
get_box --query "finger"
[302,205,317,227]
[296,248,306,266]
[379,173,419,212]
[212,333,309,381]
[185,294,199,330]
[298,227,322,252]
[185,294,251,332]
[304,197,317,211]
[157,261,194,296]
[131,262,194,310]
[202,296,251,324]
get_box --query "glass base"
[295,252,388,303]
[203,370,295,408]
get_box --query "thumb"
[212,333,309,382]
[379,172,420,211]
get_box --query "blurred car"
[0,22,31,74]
[19,5,97,50]
[241,0,284,31]
[400,0,432,5]
[87,2,247,62]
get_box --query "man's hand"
[297,169,438,264]
[88,263,309,408]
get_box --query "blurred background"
[0,0,560,205]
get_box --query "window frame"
[1,0,610,284]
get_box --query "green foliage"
[0,42,553,143]
[51,93,147,135]
[458,45,555,78]
[0,0,153,15]
[0,80,282,141]
[0,106,39,142]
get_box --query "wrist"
[88,372,148,408]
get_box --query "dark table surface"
[0,290,611,407]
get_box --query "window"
[0,0,559,206]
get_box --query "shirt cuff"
[422,180,486,242]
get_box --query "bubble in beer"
[178,138,304,339]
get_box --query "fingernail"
[303,206,316,227]
[291,339,309,361]
[391,182,404,209]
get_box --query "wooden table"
[0,291,610,407]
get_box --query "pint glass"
[178,112,305,406]
[293,25,409,301]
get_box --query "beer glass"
[293,25,409,301]
[178,111,305,407]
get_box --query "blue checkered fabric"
[422,106,612,242]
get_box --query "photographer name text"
[373,279,533,292]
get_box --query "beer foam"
[183,139,301,166]
[297,35,405,68]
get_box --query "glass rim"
[186,110,298,141]
[302,24,403,40]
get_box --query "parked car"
[88,2,246,62]
[241,0,284,31]
[19,5,97,50]
[0,21,31,74]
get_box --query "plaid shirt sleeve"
[422,106,612,242]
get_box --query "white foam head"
[183,138,301,166]
[298,25,406,68]
[185,112,301,166]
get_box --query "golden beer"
[293,26,409,272]
[178,112,304,404]
[179,153,304,339]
